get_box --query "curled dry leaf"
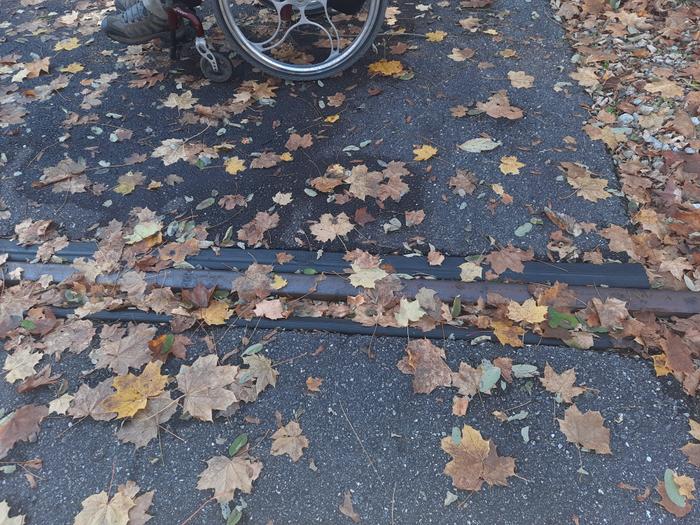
[397,339,452,394]
[0,404,48,459]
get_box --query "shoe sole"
[105,27,187,46]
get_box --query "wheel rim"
[216,0,383,77]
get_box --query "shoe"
[101,0,179,45]
[115,0,140,12]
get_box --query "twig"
[178,497,215,525]
[390,483,397,525]
[339,401,380,480]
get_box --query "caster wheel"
[200,52,233,83]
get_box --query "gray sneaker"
[102,1,178,45]
[115,0,140,12]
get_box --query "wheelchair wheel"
[212,0,388,81]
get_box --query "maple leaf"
[570,67,599,88]
[560,162,610,202]
[3,346,42,383]
[238,212,279,246]
[459,261,482,282]
[508,71,534,88]
[426,30,447,42]
[348,264,388,289]
[35,157,88,193]
[162,90,198,110]
[558,405,611,454]
[491,321,524,348]
[285,133,313,151]
[656,480,692,518]
[448,47,475,62]
[73,491,134,525]
[441,424,516,492]
[116,481,154,525]
[232,263,273,303]
[60,62,84,74]
[590,297,628,329]
[54,37,80,51]
[176,355,238,421]
[16,365,61,394]
[0,501,25,525]
[499,155,525,175]
[101,362,168,419]
[540,364,585,403]
[253,299,286,320]
[0,404,48,459]
[68,378,116,421]
[270,420,309,462]
[90,323,155,375]
[117,392,177,448]
[485,244,534,275]
[306,377,323,392]
[241,354,278,394]
[413,144,437,161]
[476,90,523,119]
[197,454,263,503]
[507,298,547,324]
[397,339,452,394]
[250,151,280,169]
[272,192,293,206]
[310,213,354,242]
[114,171,145,195]
[224,156,246,175]
[395,298,426,327]
[449,170,477,196]
[368,59,404,77]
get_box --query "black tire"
[200,52,234,83]
[212,0,388,81]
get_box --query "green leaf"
[196,197,215,210]
[514,223,533,237]
[451,295,461,318]
[228,434,248,457]
[479,362,501,394]
[20,319,36,331]
[241,343,263,357]
[227,509,242,525]
[302,268,318,275]
[511,364,539,378]
[160,334,175,354]
[548,308,580,330]
[451,426,461,445]
[664,468,687,508]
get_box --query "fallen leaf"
[197,454,263,503]
[426,30,447,42]
[310,213,354,242]
[459,261,482,282]
[500,156,525,175]
[101,362,168,419]
[74,491,134,525]
[176,355,238,421]
[507,298,547,324]
[413,144,438,161]
[477,91,523,119]
[368,59,404,77]
[508,71,534,88]
[54,37,80,51]
[339,491,361,523]
[270,420,309,462]
[225,156,246,175]
[0,501,25,525]
[0,404,48,459]
[540,364,585,403]
[397,339,452,394]
[558,405,611,454]
[459,137,501,152]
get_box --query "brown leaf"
[397,339,452,394]
[681,443,700,468]
[101,361,168,419]
[476,90,523,120]
[197,454,263,503]
[270,420,309,462]
[68,378,116,421]
[540,364,585,403]
[176,354,238,421]
[238,212,280,246]
[656,481,692,518]
[74,491,134,525]
[486,244,534,275]
[116,392,177,448]
[182,283,214,309]
[306,376,323,392]
[242,354,278,395]
[558,405,611,454]
[0,404,48,459]
[285,133,313,151]
[339,491,361,523]
[90,323,156,375]
[16,365,61,394]
[310,213,354,242]
[441,424,516,492]
[232,263,273,303]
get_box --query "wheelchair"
[168,0,388,82]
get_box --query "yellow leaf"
[348,264,388,289]
[101,362,167,419]
[426,30,447,42]
[368,59,404,77]
[458,261,482,282]
[225,156,245,175]
[499,48,517,58]
[280,152,294,162]
[491,321,524,348]
[395,298,426,327]
[652,354,671,376]
[59,62,84,74]
[200,300,232,325]
[507,298,548,324]
[325,114,340,123]
[483,29,498,36]
[271,274,288,290]
[413,144,437,161]
[54,37,81,51]
[673,473,696,500]
[499,155,525,175]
